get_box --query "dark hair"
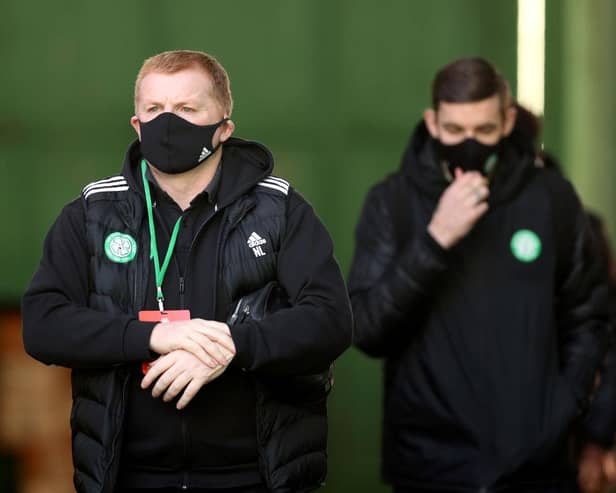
[432,57,510,112]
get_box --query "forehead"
[137,67,214,102]
[436,95,502,126]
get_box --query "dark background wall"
[1,1,614,491]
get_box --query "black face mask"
[139,112,228,174]
[436,138,501,175]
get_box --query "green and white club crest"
[510,229,541,263]
[104,232,137,263]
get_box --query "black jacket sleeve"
[578,213,616,447]
[552,179,609,413]
[348,180,450,357]
[22,199,155,368]
[230,190,352,375]
[580,330,616,447]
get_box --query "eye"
[444,125,463,134]
[146,105,160,113]
[181,106,195,113]
[477,125,497,135]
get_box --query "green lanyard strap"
[141,159,182,312]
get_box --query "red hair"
[135,50,233,115]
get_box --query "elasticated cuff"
[123,320,157,361]
[229,321,253,371]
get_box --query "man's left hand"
[141,349,231,409]
[579,443,608,493]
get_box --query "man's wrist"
[427,221,454,249]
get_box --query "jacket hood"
[122,136,275,209]
[400,121,536,206]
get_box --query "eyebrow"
[141,99,202,108]
[475,123,498,131]
[442,122,464,130]
[441,122,498,131]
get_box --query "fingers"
[468,201,489,222]
[141,350,230,409]
[446,174,489,209]
[603,451,616,483]
[151,365,184,398]
[195,322,236,355]
[162,371,191,402]
[185,331,228,366]
[463,185,490,208]
[141,354,174,389]
[453,169,484,185]
[149,320,236,368]
[461,182,489,206]
[176,378,205,410]
[182,321,236,363]
[579,446,609,493]
[182,337,219,367]
[428,171,490,249]
[456,176,488,196]
[176,365,227,410]
[449,174,488,203]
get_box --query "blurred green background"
[1,1,615,491]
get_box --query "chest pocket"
[221,191,287,302]
[85,194,146,315]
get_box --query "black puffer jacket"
[23,137,352,493]
[348,123,609,491]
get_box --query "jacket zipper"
[229,298,243,325]
[211,208,227,317]
[176,205,222,488]
[172,200,250,486]
[179,276,185,308]
[181,416,189,489]
[149,204,192,487]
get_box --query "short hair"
[431,57,510,113]
[134,50,233,115]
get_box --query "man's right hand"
[149,318,236,367]
[428,168,490,249]
[141,349,229,410]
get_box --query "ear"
[423,108,439,138]
[502,105,517,136]
[130,116,141,140]
[218,118,235,143]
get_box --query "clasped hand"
[145,319,236,409]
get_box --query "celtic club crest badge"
[104,232,137,263]
[510,229,542,263]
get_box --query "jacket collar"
[122,136,276,210]
[400,121,537,206]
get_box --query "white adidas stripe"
[84,186,130,199]
[263,176,289,188]
[83,176,126,193]
[258,182,288,195]
[84,181,128,196]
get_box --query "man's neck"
[148,149,222,211]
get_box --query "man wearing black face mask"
[22,50,352,493]
[348,57,609,492]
